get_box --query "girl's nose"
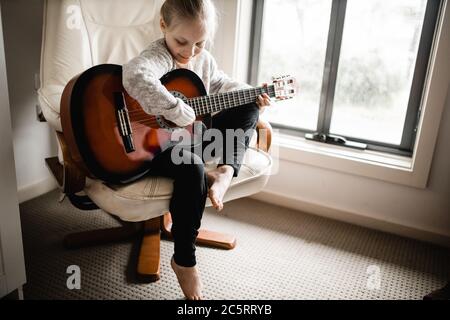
[185,45,195,57]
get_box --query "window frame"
[249,0,442,156]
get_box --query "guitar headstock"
[272,75,297,100]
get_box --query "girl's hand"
[256,92,272,113]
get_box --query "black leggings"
[147,103,260,267]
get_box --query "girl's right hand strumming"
[164,99,196,127]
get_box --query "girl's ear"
[160,18,167,33]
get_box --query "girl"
[122,0,271,300]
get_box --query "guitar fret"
[211,95,215,113]
[210,95,214,113]
[212,96,216,113]
[230,92,236,109]
[195,97,199,115]
[215,94,220,113]
[221,93,226,112]
[191,99,197,114]
[206,96,210,113]
[201,96,206,114]
[193,98,202,114]
[223,94,227,111]
[192,99,196,114]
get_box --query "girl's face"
[161,17,208,65]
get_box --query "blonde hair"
[160,0,218,40]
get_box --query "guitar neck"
[187,85,276,116]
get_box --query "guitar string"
[123,100,251,129]
[123,92,275,127]
[124,94,269,117]
[125,98,258,127]
[120,95,279,130]
[123,86,275,116]
[113,86,278,131]
[124,91,268,121]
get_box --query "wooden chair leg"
[161,213,236,250]
[136,218,161,283]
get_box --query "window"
[251,0,441,155]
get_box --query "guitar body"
[61,64,207,184]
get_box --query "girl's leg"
[147,146,207,300]
[203,103,260,211]
[210,102,260,177]
[148,147,208,267]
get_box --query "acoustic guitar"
[61,64,295,184]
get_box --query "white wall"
[212,0,253,83]
[1,0,58,203]
[254,89,450,246]
[0,2,26,297]
[210,0,239,74]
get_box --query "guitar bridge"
[114,92,135,153]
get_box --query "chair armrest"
[256,118,273,152]
[55,131,86,194]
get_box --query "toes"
[208,190,220,209]
[211,196,223,211]
[209,196,218,209]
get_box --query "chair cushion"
[84,147,272,222]
[38,85,64,131]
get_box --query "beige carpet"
[19,189,449,300]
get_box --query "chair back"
[38,0,164,131]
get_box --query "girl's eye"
[196,42,205,48]
[176,39,187,46]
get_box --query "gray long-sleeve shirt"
[122,38,251,122]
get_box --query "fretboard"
[187,85,276,116]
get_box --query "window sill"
[272,132,422,187]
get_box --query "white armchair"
[38,0,273,282]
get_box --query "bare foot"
[206,165,234,212]
[171,257,203,300]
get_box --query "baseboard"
[17,176,58,204]
[251,191,450,249]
